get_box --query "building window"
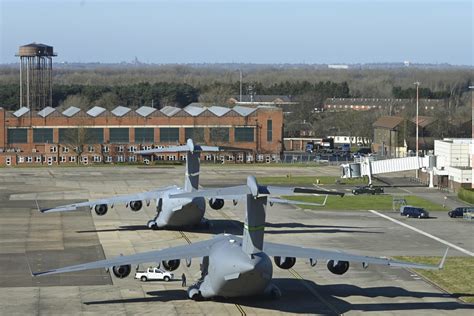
[62,147,69,153]
[59,128,103,144]
[60,156,66,163]
[105,156,113,163]
[167,155,176,161]
[7,129,27,144]
[160,128,179,143]
[93,156,101,162]
[109,128,130,143]
[128,145,137,152]
[135,128,154,143]
[33,128,53,143]
[26,157,32,163]
[117,145,124,152]
[35,156,42,163]
[84,128,104,144]
[103,146,109,153]
[129,156,137,162]
[185,128,205,143]
[267,120,273,142]
[210,128,229,142]
[88,146,95,153]
[69,156,76,163]
[49,146,57,153]
[235,127,254,142]
[117,155,125,163]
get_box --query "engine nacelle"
[162,259,180,271]
[94,204,108,216]
[129,200,143,212]
[273,256,296,270]
[112,264,131,278]
[209,198,225,210]
[327,260,349,275]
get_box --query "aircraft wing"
[170,184,344,200]
[33,235,226,277]
[39,186,177,213]
[263,242,448,270]
[268,196,329,207]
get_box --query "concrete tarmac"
[0,165,472,315]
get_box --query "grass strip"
[393,256,474,304]
[285,195,445,211]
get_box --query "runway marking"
[179,230,246,315]
[289,269,341,316]
[369,210,474,257]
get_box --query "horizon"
[1,1,472,65]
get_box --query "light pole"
[414,81,420,178]
[239,69,243,102]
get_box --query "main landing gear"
[147,198,162,230]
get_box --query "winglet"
[25,253,34,277]
[438,248,449,269]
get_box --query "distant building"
[0,104,283,166]
[328,64,349,70]
[228,95,298,114]
[372,116,410,157]
[324,98,445,113]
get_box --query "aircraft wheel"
[147,220,157,229]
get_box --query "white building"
[432,138,473,190]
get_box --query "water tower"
[16,43,57,110]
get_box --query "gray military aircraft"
[33,175,448,300]
[39,139,329,230]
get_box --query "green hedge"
[458,187,474,204]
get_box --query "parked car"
[400,206,429,218]
[135,267,173,282]
[352,186,384,195]
[448,207,474,218]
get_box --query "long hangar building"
[0,104,283,166]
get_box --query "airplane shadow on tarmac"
[76,220,382,236]
[83,278,473,314]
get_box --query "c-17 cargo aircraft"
[33,176,448,300]
[39,139,330,230]
[40,139,229,229]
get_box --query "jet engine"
[209,198,225,210]
[327,260,349,275]
[129,200,143,212]
[162,259,180,271]
[94,204,108,216]
[112,264,131,278]
[273,256,296,269]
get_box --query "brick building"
[0,104,283,166]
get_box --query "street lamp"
[414,81,420,178]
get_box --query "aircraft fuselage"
[155,188,206,228]
[192,235,274,299]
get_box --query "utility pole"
[239,69,243,102]
[414,81,420,178]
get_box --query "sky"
[0,0,472,65]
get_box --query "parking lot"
[0,165,472,315]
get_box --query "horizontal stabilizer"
[136,139,219,155]
[269,195,328,207]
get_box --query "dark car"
[400,206,429,218]
[448,207,474,218]
[352,186,384,195]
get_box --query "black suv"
[448,207,474,218]
[400,206,429,218]
[352,186,384,195]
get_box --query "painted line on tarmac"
[289,269,340,316]
[369,210,474,257]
